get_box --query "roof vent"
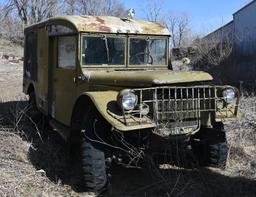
[127,8,135,19]
[121,8,135,22]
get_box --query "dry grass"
[0,101,79,197]
[0,38,23,57]
[0,95,255,197]
[0,129,69,197]
[225,96,256,179]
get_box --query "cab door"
[37,28,49,113]
[48,35,77,126]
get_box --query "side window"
[24,32,38,80]
[58,36,76,69]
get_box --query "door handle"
[75,74,87,84]
[77,74,86,81]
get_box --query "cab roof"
[25,15,170,36]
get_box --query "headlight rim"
[117,89,138,111]
[222,87,237,104]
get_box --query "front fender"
[81,91,155,131]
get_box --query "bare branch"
[77,0,126,17]
[165,13,190,48]
[143,0,164,23]
[193,31,234,68]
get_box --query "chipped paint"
[43,15,171,35]
[81,69,213,87]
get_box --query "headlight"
[222,88,236,103]
[117,90,137,111]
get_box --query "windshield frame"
[80,33,127,68]
[80,33,170,69]
[128,35,169,68]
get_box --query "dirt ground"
[0,59,256,197]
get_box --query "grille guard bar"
[120,85,239,136]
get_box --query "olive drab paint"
[23,15,239,140]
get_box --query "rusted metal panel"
[26,15,170,36]
[70,15,170,35]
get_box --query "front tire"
[191,128,228,168]
[81,137,108,193]
[76,105,110,194]
[207,139,228,167]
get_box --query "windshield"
[82,36,125,66]
[129,38,167,66]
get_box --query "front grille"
[124,86,218,136]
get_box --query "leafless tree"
[0,0,126,43]
[0,15,24,43]
[143,0,165,23]
[143,0,191,48]
[194,31,234,67]
[1,0,59,25]
[165,13,190,48]
[1,0,29,25]
[75,0,126,17]
[0,0,60,43]
[29,0,59,23]
[64,0,77,15]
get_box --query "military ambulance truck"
[23,15,239,193]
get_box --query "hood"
[82,69,213,87]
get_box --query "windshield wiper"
[103,36,110,63]
[147,40,153,64]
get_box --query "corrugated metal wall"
[234,1,256,56]
[233,1,256,84]
[201,1,256,87]
[203,21,234,44]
